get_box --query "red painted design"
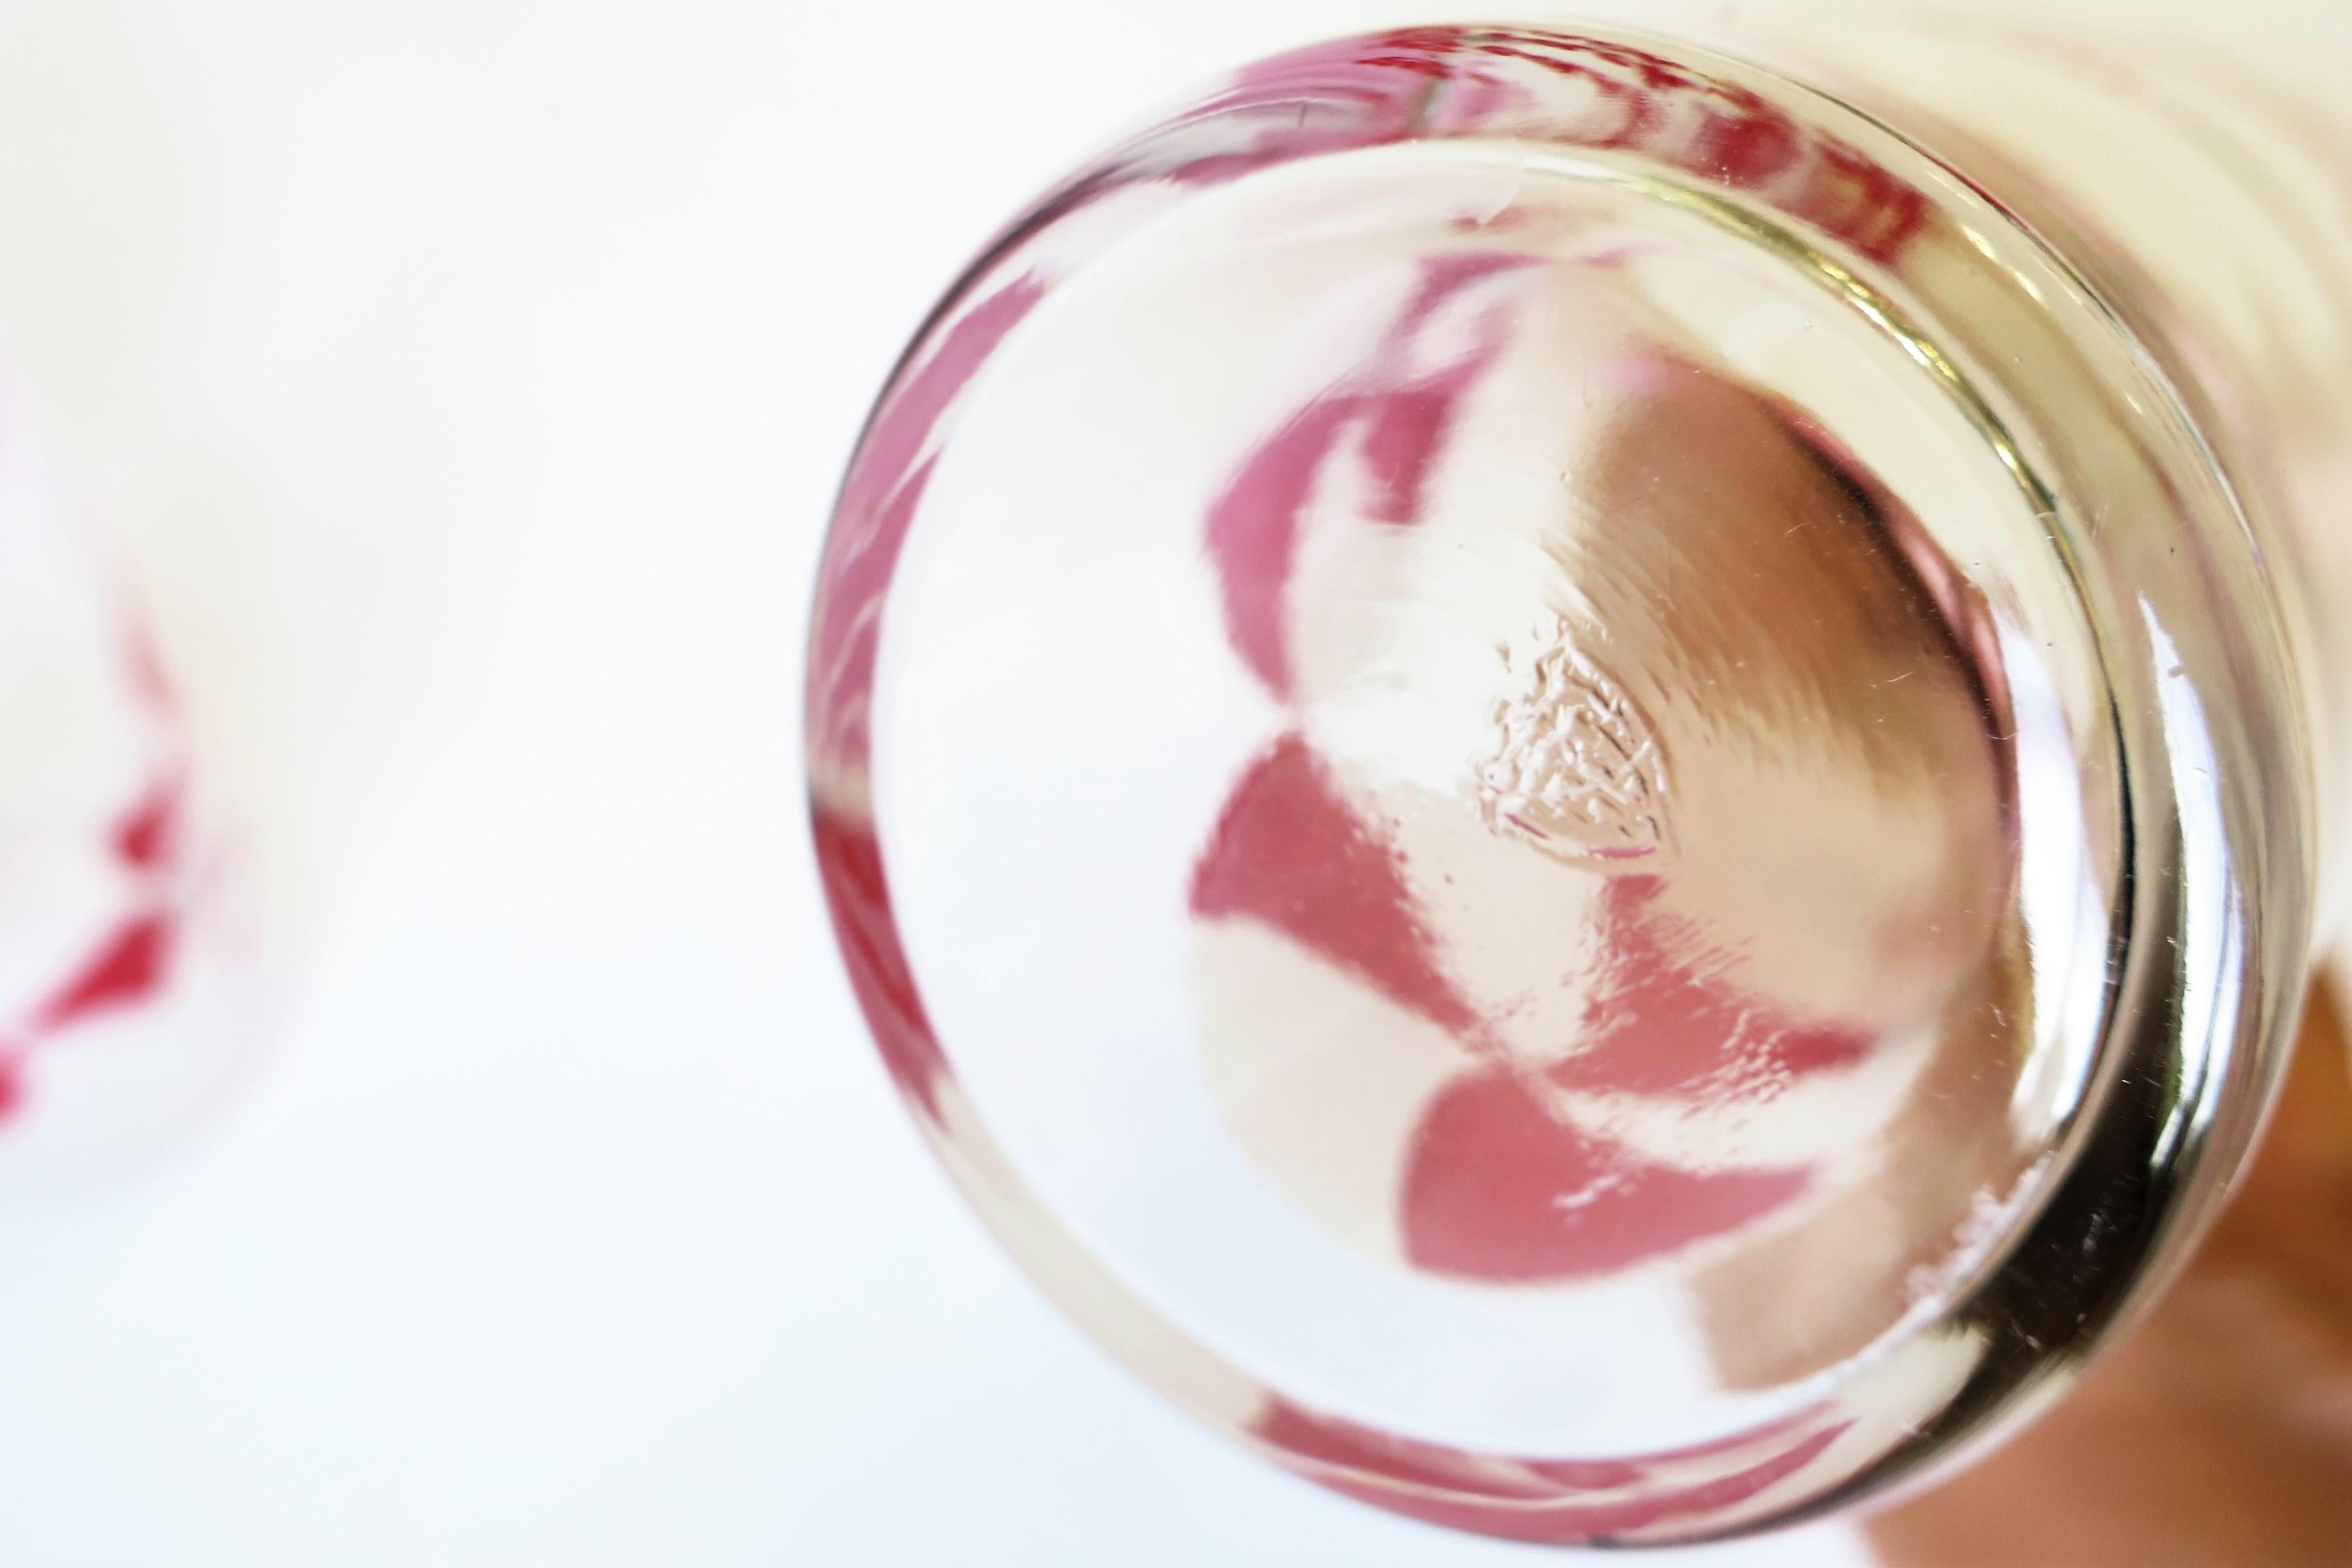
[1152,28,1928,265]
[1204,401,1352,697]
[808,276,1056,1132]
[839,278,1048,532]
[815,30,1943,1172]
[1186,734,1831,1284]
[113,777,179,871]
[121,625,175,709]
[1701,107,1804,189]
[1254,1394,1849,1543]
[809,277,1046,788]
[1332,1420,1845,1543]
[1191,733,1482,1039]
[812,455,936,771]
[1191,268,1875,1288]
[1160,30,1467,187]
[33,913,174,1034]
[1203,254,1526,699]
[1360,253,1528,528]
[0,633,192,1125]
[1550,877,1872,1099]
[1399,1064,1810,1282]
[812,804,947,1123]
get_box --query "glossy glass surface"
[811,21,2326,1542]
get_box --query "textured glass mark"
[1477,622,1667,865]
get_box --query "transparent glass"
[808,15,2344,1543]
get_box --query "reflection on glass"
[811,19,2337,1542]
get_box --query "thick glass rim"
[805,20,2312,1542]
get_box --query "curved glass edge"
[804,20,2313,1545]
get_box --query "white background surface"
[0,1,2337,1563]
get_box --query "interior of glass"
[859,143,2115,1459]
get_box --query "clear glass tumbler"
[808,13,2352,1542]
